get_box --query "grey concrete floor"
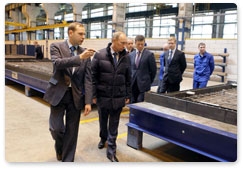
[4,78,229,168]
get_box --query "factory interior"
[2,2,240,169]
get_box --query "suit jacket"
[35,45,43,59]
[43,40,92,110]
[130,48,157,92]
[163,49,187,84]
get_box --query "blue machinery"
[5,58,51,96]
[5,69,49,95]
[127,84,237,162]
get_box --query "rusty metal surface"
[145,83,237,125]
[183,88,237,110]
[5,60,52,81]
[5,55,35,59]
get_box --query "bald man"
[126,38,135,53]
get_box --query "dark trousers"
[98,107,122,157]
[49,89,81,162]
[160,79,180,93]
[131,79,145,103]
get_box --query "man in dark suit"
[43,22,95,162]
[130,35,157,103]
[92,31,131,162]
[159,36,187,93]
[34,41,43,59]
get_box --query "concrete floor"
[4,78,230,167]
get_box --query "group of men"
[43,22,214,162]
[156,41,214,91]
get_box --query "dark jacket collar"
[106,42,127,57]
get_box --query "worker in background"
[159,36,187,93]
[34,41,43,60]
[130,35,157,103]
[126,38,135,53]
[193,42,215,89]
[43,22,95,162]
[91,31,131,162]
[157,43,169,93]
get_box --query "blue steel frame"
[126,103,237,162]
[5,69,48,93]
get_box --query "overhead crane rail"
[5,21,28,28]
[5,22,70,34]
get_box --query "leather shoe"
[56,153,62,161]
[98,140,106,149]
[107,155,119,162]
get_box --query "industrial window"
[90,22,102,39]
[64,13,73,21]
[152,15,176,38]
[223,10,237,38]
[191,12,213,38]
[91,8,104,18]
[127,3,147,12]
[82,11,87,19]
[126,18,146,37]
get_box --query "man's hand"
[83,104,91,116]
[80,49,97,59]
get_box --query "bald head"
[126,38,134,52]
[163,43,169,51]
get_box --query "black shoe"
[98,140,106,149]
[56,153,62,161]
[107,155,119,162]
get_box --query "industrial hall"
[4,2,238,166]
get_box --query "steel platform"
[5,58,52,95]
[126,83,237,162]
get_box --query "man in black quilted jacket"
[91,31,131,162]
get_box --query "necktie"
[168,50,173,65]
[70,46,76,74]
[70,46,76,56]
[113,52,118,66]
[135,51,141,68]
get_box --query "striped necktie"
[70,46,76,56]
[168,50,173,64]
[135,51,141,68]
[113,52,118,66]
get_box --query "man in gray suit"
[43,22,95,162]
[130,35,157,103]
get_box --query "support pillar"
[42,3,59,40]
[72,3,86,22]
[127,126,143,149]
[41,3,59,58]
[177,3,193,50]
[212,10,225,38]
[22,4,41,42]
[8,8,21,42]
[112,3,126,34]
